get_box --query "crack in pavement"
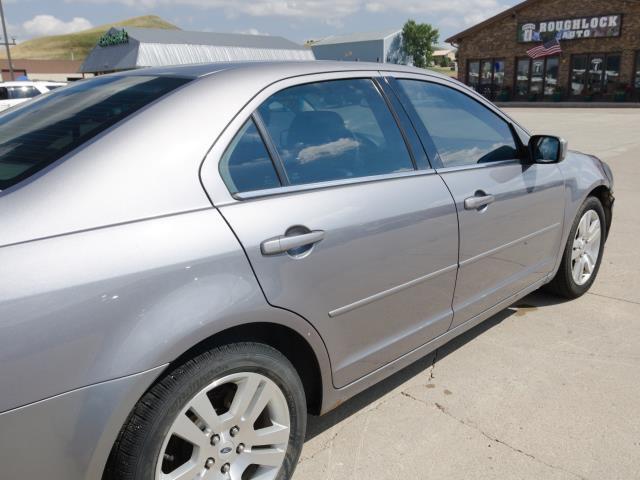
[587,291,640,306]
[400,391,588,480]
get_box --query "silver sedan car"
[0,62,613,480]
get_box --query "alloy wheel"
[156,372,290,480]
[571,209,601,286]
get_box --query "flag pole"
[0,0,14,81]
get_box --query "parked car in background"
[0,80,66,111]
[0,62,614,480]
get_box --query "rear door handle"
[261,230,325,255]
[464,194,495,210]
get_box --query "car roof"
[108,60,456,83]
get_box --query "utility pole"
[0,0,14,81]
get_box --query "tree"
[402,19,439,68]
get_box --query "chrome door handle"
[464,194,495,210]
[261,230,325,255]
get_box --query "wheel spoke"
[229,375,262,421]
[188,390,221,432]
[583,254,595,274]
[171,414,208,448]
[572,256,584,281]
[578,215,588,237]
[245,381,276,424]
[244,447,286,468]
[250,423,290,447]
[587,227,601,246]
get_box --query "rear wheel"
[105,343,307,480]
[545,196,606,298]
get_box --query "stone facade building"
[446,0,640,101]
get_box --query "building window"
[635,51,640,90]
[544,57,559,95]
[514,56,559,97]
[570,53,621,97]
[570,55,588,95]
[530,59,545,94]
[515,58,530,96]
[604,54,621,94]
[467,60,480,91]
[467,58,505,99]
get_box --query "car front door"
[207,74,459,388]
[390,76,565,327]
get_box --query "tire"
[545,196,606,299]
[105,342,307,480]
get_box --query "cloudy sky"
[4,0,521,44]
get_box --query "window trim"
[216,75,425,199]
[251,112,290,186]
[386,75,526,171]
[234,168,437,201]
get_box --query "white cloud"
[22,15,93,37]
[234,28,268,36]
[66,0,511,26]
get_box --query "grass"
[1,15,179,61]
[426,66,458,78]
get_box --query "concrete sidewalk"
[294,109,640,480]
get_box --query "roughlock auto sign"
[518,14,622,43]
[99,29,130,47]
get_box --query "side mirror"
[528,135,568,163]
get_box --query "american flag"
[526,38,562,59]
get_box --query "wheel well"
[170,323,323,415]
[589,185,613,239]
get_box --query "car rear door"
[203,73,459,388]
[389,75,565,327]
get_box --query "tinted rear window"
[7,86,40,99]
[0,75,190,190]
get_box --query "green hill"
[2,15,179,61]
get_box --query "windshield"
[0,75,190,190]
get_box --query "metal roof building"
[80,27,314,74]
[310,29,408,64]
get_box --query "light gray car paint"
[218,173,459,388]
[0,61,612,479]
[439,160,565,327]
